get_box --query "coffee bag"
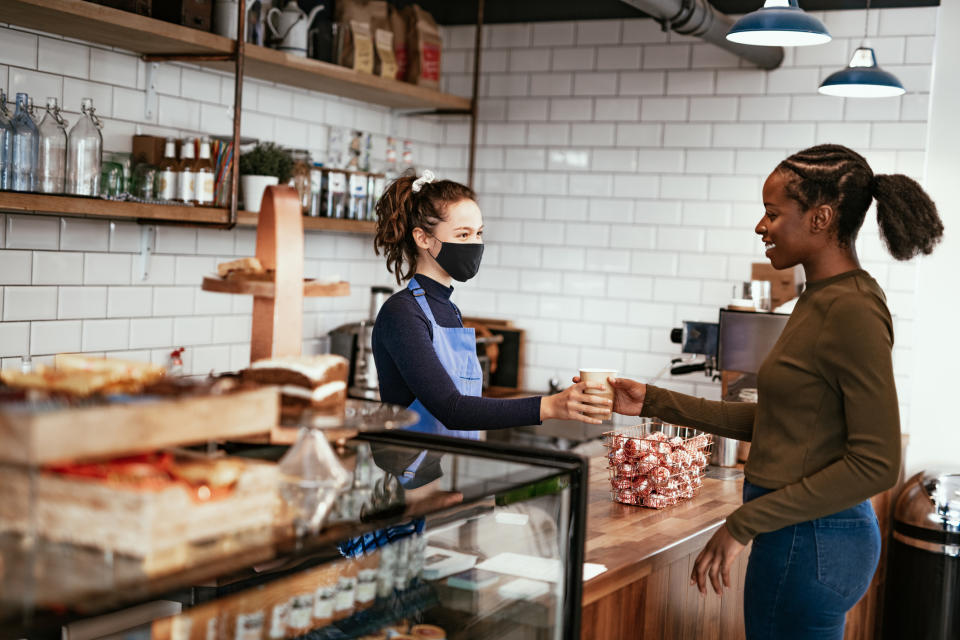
[369,1,397,79]
[335,0,375,74]
[389,5,409,81]
[403,4,442,89]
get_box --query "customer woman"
[372,170,610,439]
[605,144,943,639]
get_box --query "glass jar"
[66,97,103,196]
[37,97,68,194]
[308,163,323,217]
[324,170,347,219]
[11,93,39,192]
[0,90,13,190]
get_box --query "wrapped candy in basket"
[604,418,713,509]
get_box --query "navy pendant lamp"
[819,46,906,97]
[726,0,831,47]
[818,0,905,98]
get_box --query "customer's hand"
[608,377,647,416]
[691,524,745,596]
[540,381,612,424]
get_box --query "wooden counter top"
[582,456,744,606]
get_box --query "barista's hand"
[540,381,612,424]
[572,376,647,417]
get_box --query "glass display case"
[0,430,588,640]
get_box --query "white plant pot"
[241,174,279,212]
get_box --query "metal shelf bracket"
[144,62,159,121]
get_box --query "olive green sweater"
[642,269,901,544]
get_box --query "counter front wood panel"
[582,457,745,606]
[580,455,897,640]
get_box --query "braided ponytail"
[373,175,476,285]
[872,174,943,260]
[778,144,944,261]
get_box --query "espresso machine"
[329,286,393,401]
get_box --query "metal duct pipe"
[620,0,784,69]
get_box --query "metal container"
[711,436,739,467]
[883,471,960,639]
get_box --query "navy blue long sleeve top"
[371,274,542,431]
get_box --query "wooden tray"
[0,387,279,465]
[202,276,350,298]
[0,457,278,576]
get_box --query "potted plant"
[239,142,294,212]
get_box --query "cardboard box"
[132,135,182,166]
[751,263,803,309]
[152,0,213,32]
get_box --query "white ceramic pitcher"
[267,0,325,57]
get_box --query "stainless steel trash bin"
[883,471,960,640]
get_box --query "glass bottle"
[0,90,13,190]
[37,97,68,194]
[66,97,103,196]
[401,140,414,176]
[290,150,311,213]
[176,138,196,203]
[192,137,214,205]
[155,137,178,202]
[384,136,397,182]
[11,93,39,192]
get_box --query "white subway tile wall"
[0,21,436,371]
[0,10,939,421]
[439,9,936,410]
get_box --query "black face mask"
[429,238,484,282]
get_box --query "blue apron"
[404,277,483,441]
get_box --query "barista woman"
[372,171,610,439]
[605,144,943,639]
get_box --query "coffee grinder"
[329,286,393,400]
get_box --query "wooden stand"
[200,186,349,364]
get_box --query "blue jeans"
[742,481,881,640]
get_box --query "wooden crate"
[0,387,279,466]
[0,457,278,574]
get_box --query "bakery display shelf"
[0,386,279,466]
[0,193,377,234]
[0,0,471,111]
[201,276,350,298]
[2,433,583,636]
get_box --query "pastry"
[1,354,166,397]
[217,257,265,278]
[242,354,349,422]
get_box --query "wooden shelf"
[201,276,350,297]
[0,0,472,111]
[0,192,376,234]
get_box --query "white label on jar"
[287,594,313,629]
[356,580,377,604]
[178,169,195,202]
[195,172,214,204]
[313,586,336,619]
[170,616,192,640]
[206,618,218,640]
[234,611,264,640]
[158,169,177,201]
[335,577,357,611]
[328,172,346,192]
[268,602,288,639]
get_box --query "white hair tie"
[411,169,436,193]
